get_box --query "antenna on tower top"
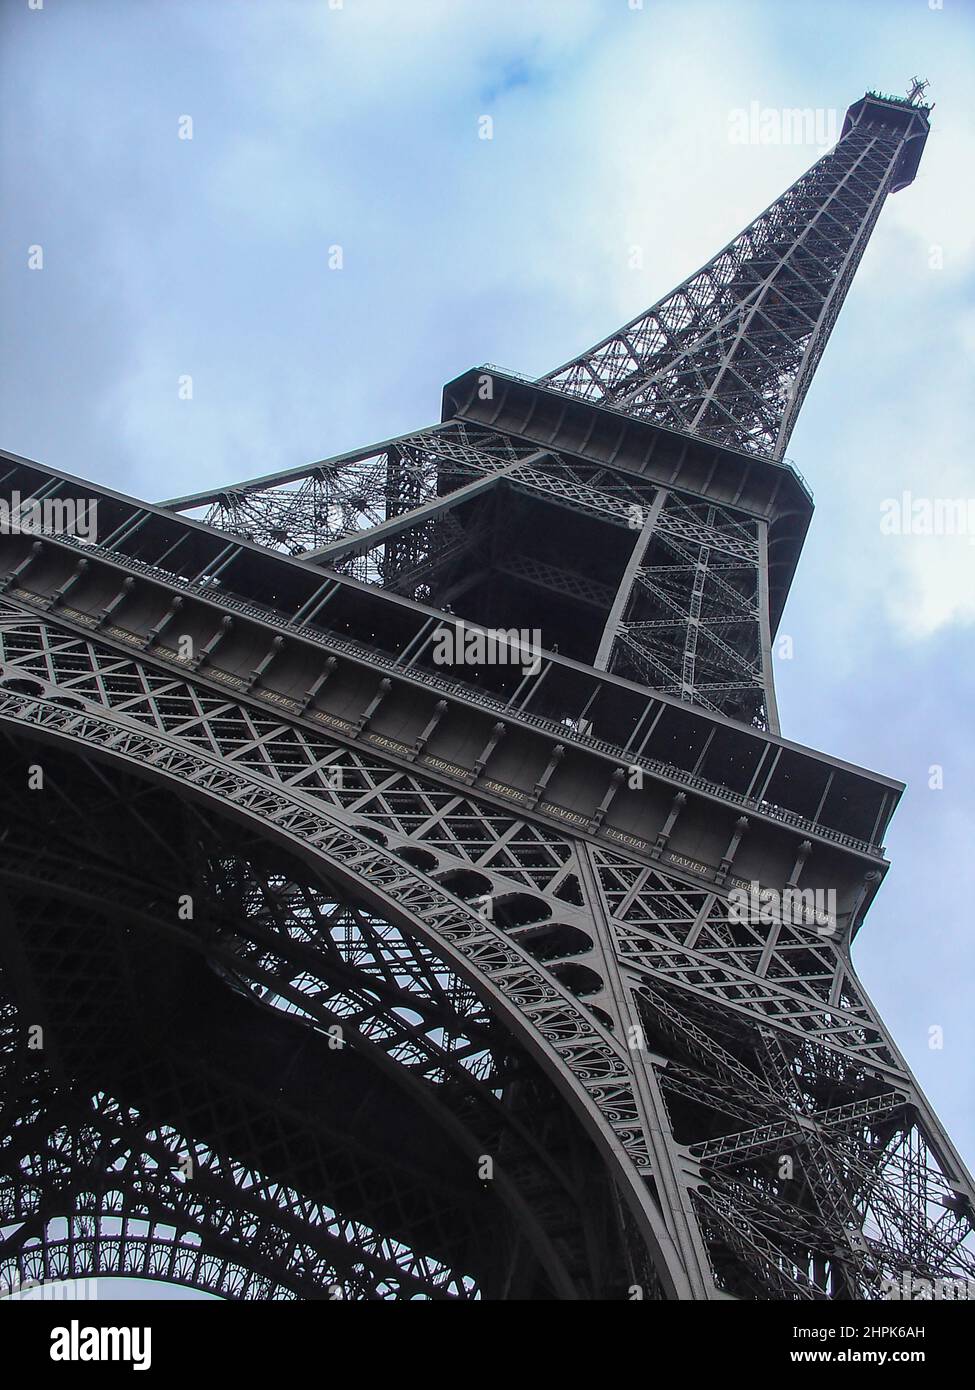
[908,76,930,105]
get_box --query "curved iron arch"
[0,687,688,1298]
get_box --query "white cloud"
[5,0,975,1192]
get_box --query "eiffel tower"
[1,88,972,1302]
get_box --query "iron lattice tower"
[1,90,972,1301]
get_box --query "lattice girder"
[542,99,929,459]
[1,89,961,1302]
[0,596,969,1301]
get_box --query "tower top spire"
[540,90,930,461]
[908,75,930,105]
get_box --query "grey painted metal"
[1,87,971,1302]
[541,96,930,460]
[593,489,666,673]
[0,596,970,1298]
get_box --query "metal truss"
[163,101,930,729]
[0,606,675,1299]
[179,424,526,569]
[541,100,930,460]
[171,425,774,724]
[0,600,971,1300]
[1,88,964,1301]
[177,424,655,575]
[0,757,638,1299]
[604,489,774,728]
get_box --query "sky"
[1,0,973,1298]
